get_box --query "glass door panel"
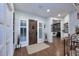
[20,20,27,43]
[39,23,42,39]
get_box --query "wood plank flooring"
[14,38,65,56]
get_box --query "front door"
[29,20,37,45]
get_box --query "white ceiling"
[14,3,75,19]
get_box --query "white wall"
[45,18,53,43]
[15,11,46,47]
[61,14,70,39]
[69,11,79,35]
[61,10,79,38]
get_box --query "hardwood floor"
[14,38,65,56]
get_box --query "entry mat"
[26,43,50,54]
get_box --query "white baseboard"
[48,40,53,43]
[16,42,28,48]
[21,43,27,47]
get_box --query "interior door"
[29,20,37,45]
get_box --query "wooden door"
[29,20,37,45]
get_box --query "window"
[20,20,26,26]
[20,20,27,42]
[39,23,42,39]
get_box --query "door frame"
[28,19,38,45]
[52,20,61,40]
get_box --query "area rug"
[26,43,50,54]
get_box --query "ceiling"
[14,3,75,19]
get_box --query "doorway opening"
[52,20,61,41]
[29,19,37,45]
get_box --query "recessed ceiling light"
[58,14,61,17]
[47,9,50,12]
